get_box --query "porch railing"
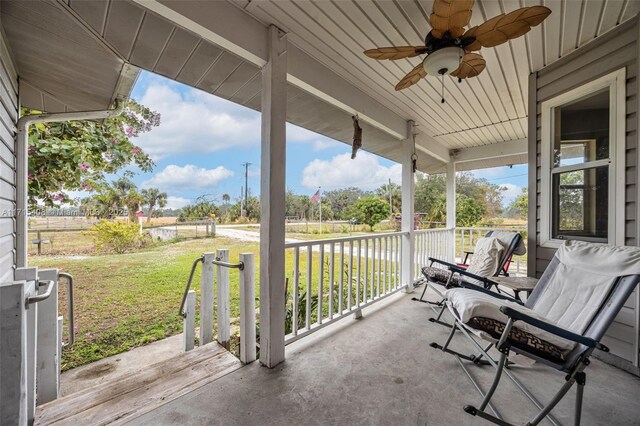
[455,226,527,276]
[181,250,257,364]
[414,228,455,279]
[284,231,407,344]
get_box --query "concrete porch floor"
[131,290,640,426]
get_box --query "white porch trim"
[259,25,287,368]
[131,0,446,159]
[452,139,527,163]
[401,121,416,291]
[446,159,456,260]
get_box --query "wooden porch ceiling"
[239,0,639,151]
[1,0,637,172]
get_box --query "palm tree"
[141,188,168,223]
[222,193,230,205]
[113,177,144,222]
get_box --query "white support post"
[35,268,60,404]
[239,253,256,364]
[183,290,196,352]
[0,280,30,426]
[216,249,230,349]
[401,121,416,291]
[15,267,38,425]
[446,157,456,262]
[200,253,215,346]
[259,25,287,368]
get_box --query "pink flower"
[82,182,91,190]
[79,164,90,170]
[27,173,34,180]
[53,193,64,202]
[132,148,141,155]
[112,138,118,144]
[28,147,36,154]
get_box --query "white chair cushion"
[466,237,504,279]
[489,230,526,256]
[445,288,576,352]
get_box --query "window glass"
[552,166,608,240]
[552,88,609,168]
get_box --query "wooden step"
[36,343,243,425]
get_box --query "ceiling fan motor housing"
[422,46,464,76]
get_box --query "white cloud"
[312,139,342,152]
[501,183,522,205]
[141,164,234,191]
[133,83,261,160]
[302,152,401,191]
[133,82,345,160]
[287,123,319,142]
[164,196,191,210]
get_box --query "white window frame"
[540,69,626,248]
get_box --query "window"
[540,70,625,247]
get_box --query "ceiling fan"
[364,0,551,101]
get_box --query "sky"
[117,71,527,210]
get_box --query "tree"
[506,188,528,220]
[178,196,219,222]
[351,196,390,230]
[375,182,401,213]
[26,99,160,206]
[456,194,485,226]
[413,171,505,225]
[112,176,144,222]
[285,191,310,220]
[141,188,167,223]
[222,194,230,205]
[323,187,370,220]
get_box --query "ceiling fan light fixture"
[422,46,464,75]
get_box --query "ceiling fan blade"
[395,62,428,91]
[430,0,475,39]
[462,6,551,51]
[364,46,427,60]
[450,53,486,79]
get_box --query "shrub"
[88,221,141,253]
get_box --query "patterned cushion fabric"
[467,316,565,363]
[422,266,461,287]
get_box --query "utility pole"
[241,162,251,217]
[318,186,322,234]
[388,178,393,212]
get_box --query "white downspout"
[16,101,125,268]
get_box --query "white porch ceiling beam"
[451,139,528,164]
[414,133,450,163]
[134,0,411,140]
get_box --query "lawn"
[30,234,401,370]
[30,224,523,371]
[31,237,261,370]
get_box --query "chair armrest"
[459,282,523,305]
[428,257,459,269]
[449,265,494,289]
[499,306,598,348]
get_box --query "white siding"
[528,17,639,369]
[0,22,17,284]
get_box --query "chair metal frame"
[413,231,524,326]
[430,257,640,426]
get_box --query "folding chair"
[431,240,640,426]
[413,231,525,326]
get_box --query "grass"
[31,237,261,371]
[28,222,527,371]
